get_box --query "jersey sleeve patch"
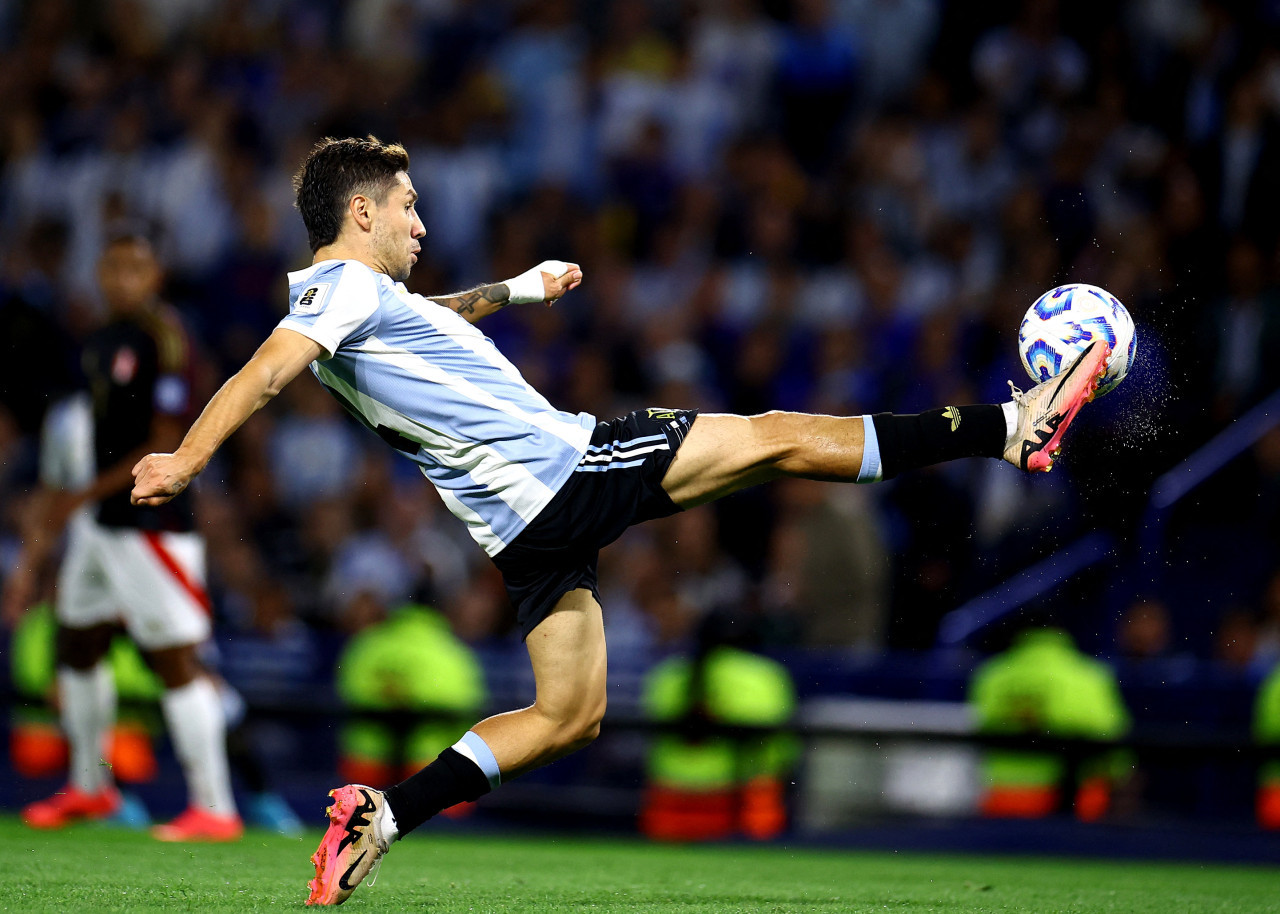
[279,262,382,359]
[293,282,333,315]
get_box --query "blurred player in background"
[130,137,1108,902]
[3,233,242,841]
[5,391,160,822]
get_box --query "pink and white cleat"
[306,785,392,906]
[1003,340,1111,473]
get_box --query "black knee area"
[55,623,116,670]
[871,406,1006,479]
[383,747,492,836]
[144,644,203,690]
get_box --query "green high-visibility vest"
[1254,664,1280,783]
[969,628,1130,788]
[336,604,486,763]
[643,647,798,790]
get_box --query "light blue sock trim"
[454,731,501,791]
[857,414,882,483]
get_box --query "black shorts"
[491,408,699,639]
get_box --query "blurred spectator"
[969,626,1132,822]
[0,220,78,434]
[1254,571,1280,665]
[374,482,478,608]
[1203,237,1280,424]
[883,464,979,650]
[925,101,1018,229]
[217,578,320,695]
[639,610,798,841]
[407,89,507,281]
[763,479,889,650]
[324,529,417,630]
[1116,597,1175,661]
[1198,68,1280,247]
[1213,606,1262,673]
[839,0,940,109]
[208,197,289,366]
[492,0,589,189]
[1258,425,1280,545]
[267,379,367,509]
[335,596,486,792]
[686,0,779,146]
[659,508,750,619]
[972,0,1087,121]
[774,0,861,173]
[1254,658,1280,828]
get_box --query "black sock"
[871,405,1006,480]
[382,747,492,835]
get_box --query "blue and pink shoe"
[306,784,392,906]
[1004,340,1111,472]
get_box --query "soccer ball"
[1018,283,1136,397]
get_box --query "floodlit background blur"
[2,0,1280,856]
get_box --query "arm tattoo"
[430,282,511,319]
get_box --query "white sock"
[378,800,400,843]
[161,677,236,816]
[1001,400,1019,449]
[58,663,115,793]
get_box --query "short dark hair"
[292,136,410,253]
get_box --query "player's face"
[97,240,162,315]
[372,172,425,282]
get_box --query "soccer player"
[9,234,242,841]
[129,136,1108,903]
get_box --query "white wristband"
[506,260,572,304]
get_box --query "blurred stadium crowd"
[1,0,1279,674]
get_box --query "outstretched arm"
[428,282,514,322]
[131,327,323,506]
[429,261,583,323]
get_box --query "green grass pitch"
[1,815,1277,912]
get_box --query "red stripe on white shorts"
[141,531,212,615]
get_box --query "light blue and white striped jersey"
[278,259,596,555]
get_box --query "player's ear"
[349,193,374,232]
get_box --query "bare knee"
[573,703,605,747]
[745,411,802,467]
[544,691,606,754]
[565,693,606,750]
[144,643,203,690]
[56,623,115,671]
[748,410,795,438]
